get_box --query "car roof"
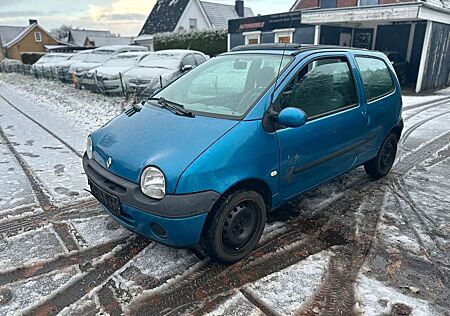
[111,51,152,58]
[155,49,205,56]
[230,44,371,56]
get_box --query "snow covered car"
[123,49,208,97]
[69,45,148,88]
[52,50,93,83]
[31,53,74,79]
[83,44,403,263]
[81,52,153,94]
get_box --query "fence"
[0,63,155,103]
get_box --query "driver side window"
[275,57,358,118]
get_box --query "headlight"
[86,135,93,159]
[140,167,165,199]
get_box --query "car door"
[274,53,367,200]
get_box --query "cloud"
[99,13,147,22]
[0,10,61,18]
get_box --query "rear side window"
[194,54,206,65]
[275,57,358,118]
[356,56,394,102]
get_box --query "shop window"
[243,31,261,45]
[274,29,294,44]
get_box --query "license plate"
[89,181,122,216]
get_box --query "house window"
[359,0,378,5]
[320,0,337,8]
[243,31,261,45]
[273,29,295,44]
[189,18,197,30]
[34,32,42,42]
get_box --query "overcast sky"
[0,0,294,36]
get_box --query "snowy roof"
[0,25,25,46]
[68,29,112,46]
[140,0,191,35]
[85,36,133,47]
[201,1,254,28]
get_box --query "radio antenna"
[269,11,295,106]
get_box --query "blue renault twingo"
[84,44,403,263]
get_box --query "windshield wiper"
[147,97,195,118]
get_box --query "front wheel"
[364,132,398,179]
[201,189,267,264]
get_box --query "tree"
[51,25,72,41]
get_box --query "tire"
[364,132,398,179]
[201,189,267,264]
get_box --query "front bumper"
[82,155,220,246]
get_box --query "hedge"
[153,29,227,57]
[20,52,46,65]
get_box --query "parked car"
[52,50,93,83]
[31,53,74,79]
[69,45,148,87]
[83,44,403,263]
[384,51,409,84]
[81,52,152,94]
[123,49,208,97]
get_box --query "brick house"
[0,20,68,61]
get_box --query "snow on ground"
[0,139,35,214]
[206,291,263,316]
[0,73,124,134]
[70,215,130,248]
[244,251,331,315]
[0,267,78,316]
[0,97,89,204]
[402,86,450,108]
[355,275,435,316]
[127,243,200,286]
[0,226,65,270]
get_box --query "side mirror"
[277,107,307,128]
[182,64,193,72]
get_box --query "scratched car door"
[274,53,366,200]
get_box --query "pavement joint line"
[0,126,55,211]
[0,93,83,158]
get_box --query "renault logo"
[106,157,112,168]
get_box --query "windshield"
[102,55,140,67]
[36,55,70,64]
[138,53,182,69]
[83,50,114,63]
[70,52,91,61]
[153,54,292,118]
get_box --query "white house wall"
[175,0,211,32]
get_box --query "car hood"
[91,103,239,193]
[124,66,176,80]
[96,66,131,77]
[69,62,100,73]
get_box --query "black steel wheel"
[365,132,398,179]
[201,189,266,263]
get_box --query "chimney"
[29,19,38,25]
[235,0,244,17]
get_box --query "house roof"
[1,23,66,48]
[201,1,254,28]
[139,0,254,35]
[85,35,133,47]
[0,25,26,46]
[140,0,191,35]
[68,29,112,46]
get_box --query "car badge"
[106,157,112,168]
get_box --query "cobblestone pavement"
[0,78,449,316]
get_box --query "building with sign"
[228,0,450,92]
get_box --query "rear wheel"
[201,189,266,264]
[364,132,398,179]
